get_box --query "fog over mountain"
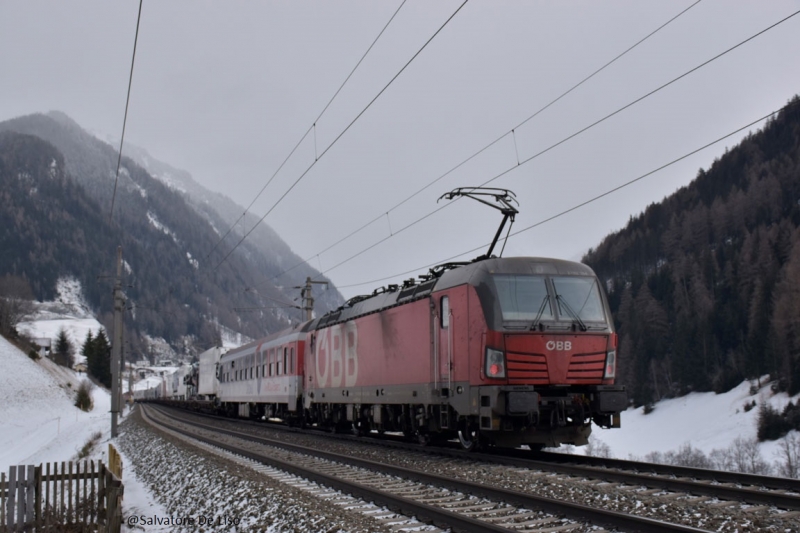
[0,111,343,357]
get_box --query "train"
[148,255,627,451]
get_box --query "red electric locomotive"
[303,255,626,450]
[301,188,626,450]
[213,188,627,450]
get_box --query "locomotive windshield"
[492,274,607,324]
[551,276,606,323]
[493,275,552,321]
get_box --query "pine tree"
[83,329,112,388]
[81,330,94,372]
[54,327,73,367]
[91,330,112,388]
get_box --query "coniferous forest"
[584,96,800,407]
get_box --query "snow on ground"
[115,444,171,533]
[146,212,179,244]
[0,335,112,469]
[17,316,104,364]
[219,324,251,349]
[142,334,177,362]
[0,334,163,522]
[17,277,104,365]
[588,378,799,466]
[132,375,167,393]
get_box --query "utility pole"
[111,247,125,438]
[119,336,125,414]
[127,350,134,411]
[295,277,328,321]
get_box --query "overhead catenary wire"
[335,99,799,291]
[255,0,704,289]
[473,5,800,191]
[109,0,143,219]
[233,306,300,312]
[242,288,298,309]
[204,0,408,261]
[300,6,800,284]
[214,0,470,272]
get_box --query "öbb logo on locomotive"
[315,321,358,388]
[545,340,572,351]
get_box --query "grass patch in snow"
[76,431,102,460]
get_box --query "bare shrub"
[74,380,94,411]
[709,447,736,471]
[585,435,613,458]
[774,433,800,478]
[641,438,774,476]
[665,442,712,469]
[40,495,98,530]
[729,436,772,475]
[644,450,665,464]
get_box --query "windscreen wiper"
[530,295,551,331]
[556,294,587,332]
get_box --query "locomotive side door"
[436,295,452,396]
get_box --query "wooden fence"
[0,454,123,533]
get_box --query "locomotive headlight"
[485,348,506,379]
[604,350,617,379]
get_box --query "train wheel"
[417,432,431,446]
[352,420,367,437]
[457,423,481,452]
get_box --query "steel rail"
[532,450,800,493]
[151,401,800,510]
[146,405,712,533]
[141,406,523,533]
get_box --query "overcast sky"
[2,1,799,299]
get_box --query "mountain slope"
[0,113,343,355]
[120,141,341,313]
[583,96,800,406]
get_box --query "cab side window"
[441,296,450,329]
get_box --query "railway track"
[524,450,800,494]
[142,404,788,532]
[152,402,800,514]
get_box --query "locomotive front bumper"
[470,386,539,431]
[472,384,627,431]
